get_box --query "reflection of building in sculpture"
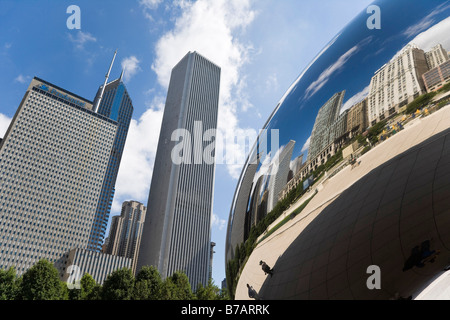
[347,98,368,137]
[308,91,345,162]
[279,139,338,202]
[105,201,147,273]
[367,44,429,125]
[425,44,449,70]
[278,43,444,203]
[267,140,296,212]
[423,60,450,92]
[288,154,304,181]
[225,2,450,301]
[329,109,349,149]
[228,151,261,252]
[279,97,369,202]
[249,175,264,225]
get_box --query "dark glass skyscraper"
[88,72,133,251]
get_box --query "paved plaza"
[236,104,450,300]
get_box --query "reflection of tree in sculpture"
[403,240,440,272]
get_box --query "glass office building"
[88,75,134,251]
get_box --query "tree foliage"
[195,278,228,300]
[133,265,163,300]
[405,92,436,114]
[18,259,67,300]
[81,273,101,300]
[1,261,225,300]
[0,267,19,300]
[162,271,194,300]
[101,267,135,300]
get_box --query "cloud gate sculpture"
[226,0,450,299]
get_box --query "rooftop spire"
[94,49,117,113]
[119,67,125,82]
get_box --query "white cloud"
[68,31,97,50]
[301,136,310,153]
[277,32,341,108]
[403,18,435,39]
[0,113,11,138]
[304,44,359,100]
[403,3,450,38]
[121,56,141,82]
[139,0,163,21]
[112,0,259,218]
[140,0,162,9]
[211,212,226,230]
[236,75,253,112]
[14,74,30,84]
[111,98,165,212]
[151,0,257,179]
[407,16,450,52]
[341,85,369,113]
[265,73,279,92]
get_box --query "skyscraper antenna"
[94,49,117,113]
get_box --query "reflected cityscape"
[227,0,450,299]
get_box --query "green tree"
[60,281,69,300]
[438,82,450,93]
[101,268,135,300]
[18,259,67,300]
[405,92,436,114]
[133,266,163,300]
[195,279,222,300]
[79,273,101,300]
[162,271,193,300]
[356,134,368,146]
[0,267,19,300]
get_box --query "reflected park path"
[236,103,450,300]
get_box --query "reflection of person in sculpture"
[260,260,274,277]
[247,284,257,300]
[403,240,440,271]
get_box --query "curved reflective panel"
[226,0,450,299]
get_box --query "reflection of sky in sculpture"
[227,0,450,260]
[270,0,450,162]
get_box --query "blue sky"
[0,0,377,286]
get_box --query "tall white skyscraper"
[0,77,117,276]
[137,52,220,291]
